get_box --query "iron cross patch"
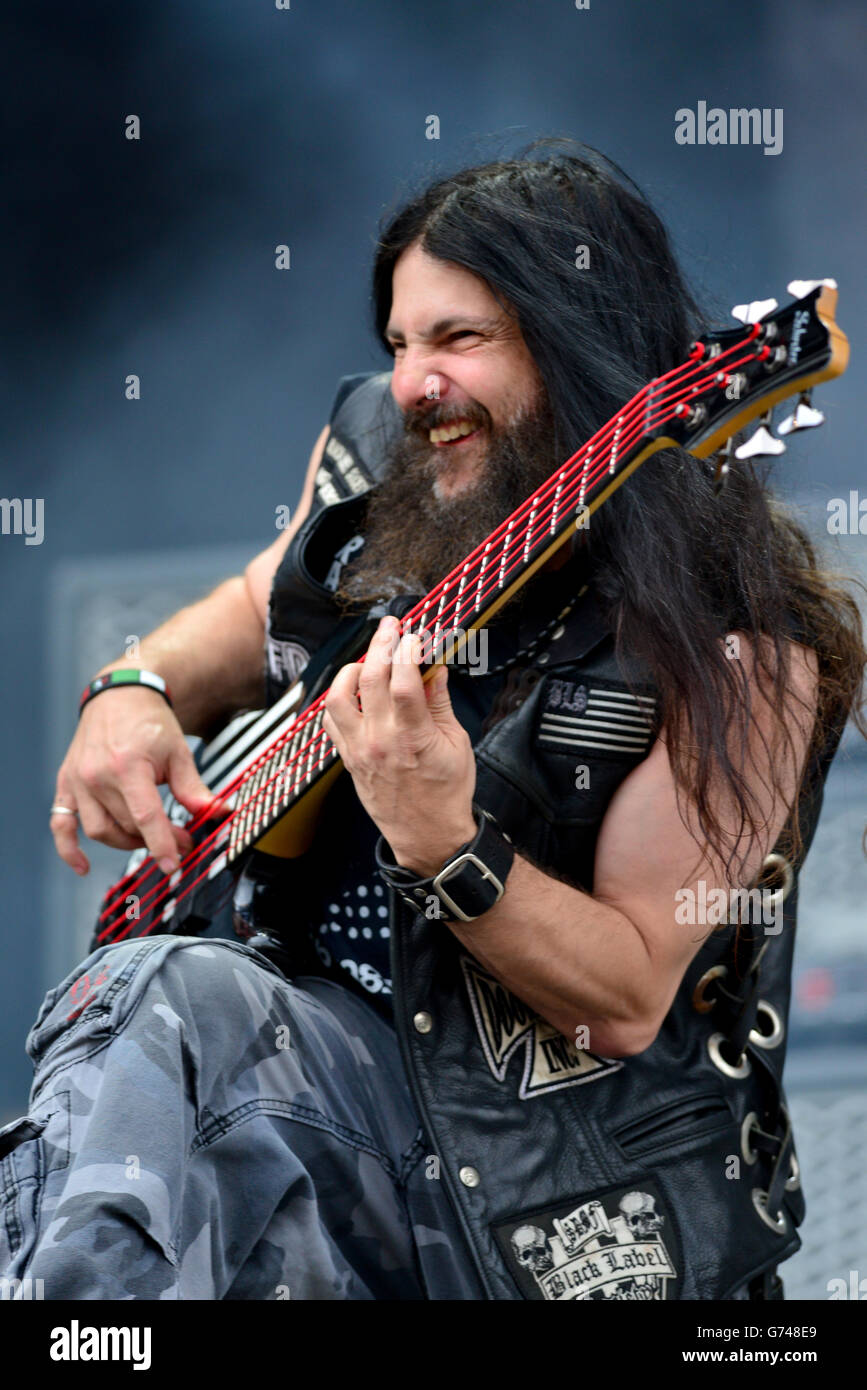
[461,958,622,1099]
[493,1178,681,1301]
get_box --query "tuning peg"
[731,298,778,325]
[734,426,786,460]
[787,278,837,299]
[778,392,825,436]
[712,438,733,496]
[734,412,786,460]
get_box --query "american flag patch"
[538,679,657,755]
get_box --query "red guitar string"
[99,332,763,940]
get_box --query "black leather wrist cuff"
[375,803,514,924]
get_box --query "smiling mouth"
[429,418,483,447]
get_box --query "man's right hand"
[50,687,213,877]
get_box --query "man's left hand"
[322,615,477,876]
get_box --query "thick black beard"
[334,394,562,612]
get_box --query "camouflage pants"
[0,936,480,1300]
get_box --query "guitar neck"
[227,388,674,862]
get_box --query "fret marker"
[475,542,492,610]
[523,497,539,561]
[609,417,624,474]
[497,521,515,590]
[435,586,448,646]
[550,469,567,534]
[578,446,593,505]
[455,560,471,627]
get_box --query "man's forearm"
[95,575,267,736]
[445,854,658,1058]
[322,624,666,1059]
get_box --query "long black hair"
[371,138,866,884]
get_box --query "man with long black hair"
[9,141,864,1300]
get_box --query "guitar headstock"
[652,280,849,466]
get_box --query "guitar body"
[90,707,295,953]
[91,608,381,952]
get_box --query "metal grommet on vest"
[741,1111,800,1191]
[748,999,785,1049]
[779,1104,801,1191]
[413,1011,433,1034]
[786,1150,801,1193]
[692,964,727,1014]
[459,1166,481,1188]
[758,852,795,912]
[708,1031,751,1078]
[751,1187,788,1235]
[740,1111,761,1165]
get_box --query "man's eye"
[450,331,478,342]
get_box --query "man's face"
[386,242,546,499]
[335,242,562,610]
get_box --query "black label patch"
[461,958,621,1100]
[493,1178,681,1301]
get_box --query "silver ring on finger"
[50,805,79,818]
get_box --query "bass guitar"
[91,280,849,955]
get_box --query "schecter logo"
[461,958,621,1099]
[788,308,810,365]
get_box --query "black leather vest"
[265,372,844,1301]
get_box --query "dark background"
[1,0,865,1293]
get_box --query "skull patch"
[493,1179,680,1301]
[510,1225,555,1275]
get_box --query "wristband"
[375,803,514,924]
[79,669,173,717]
